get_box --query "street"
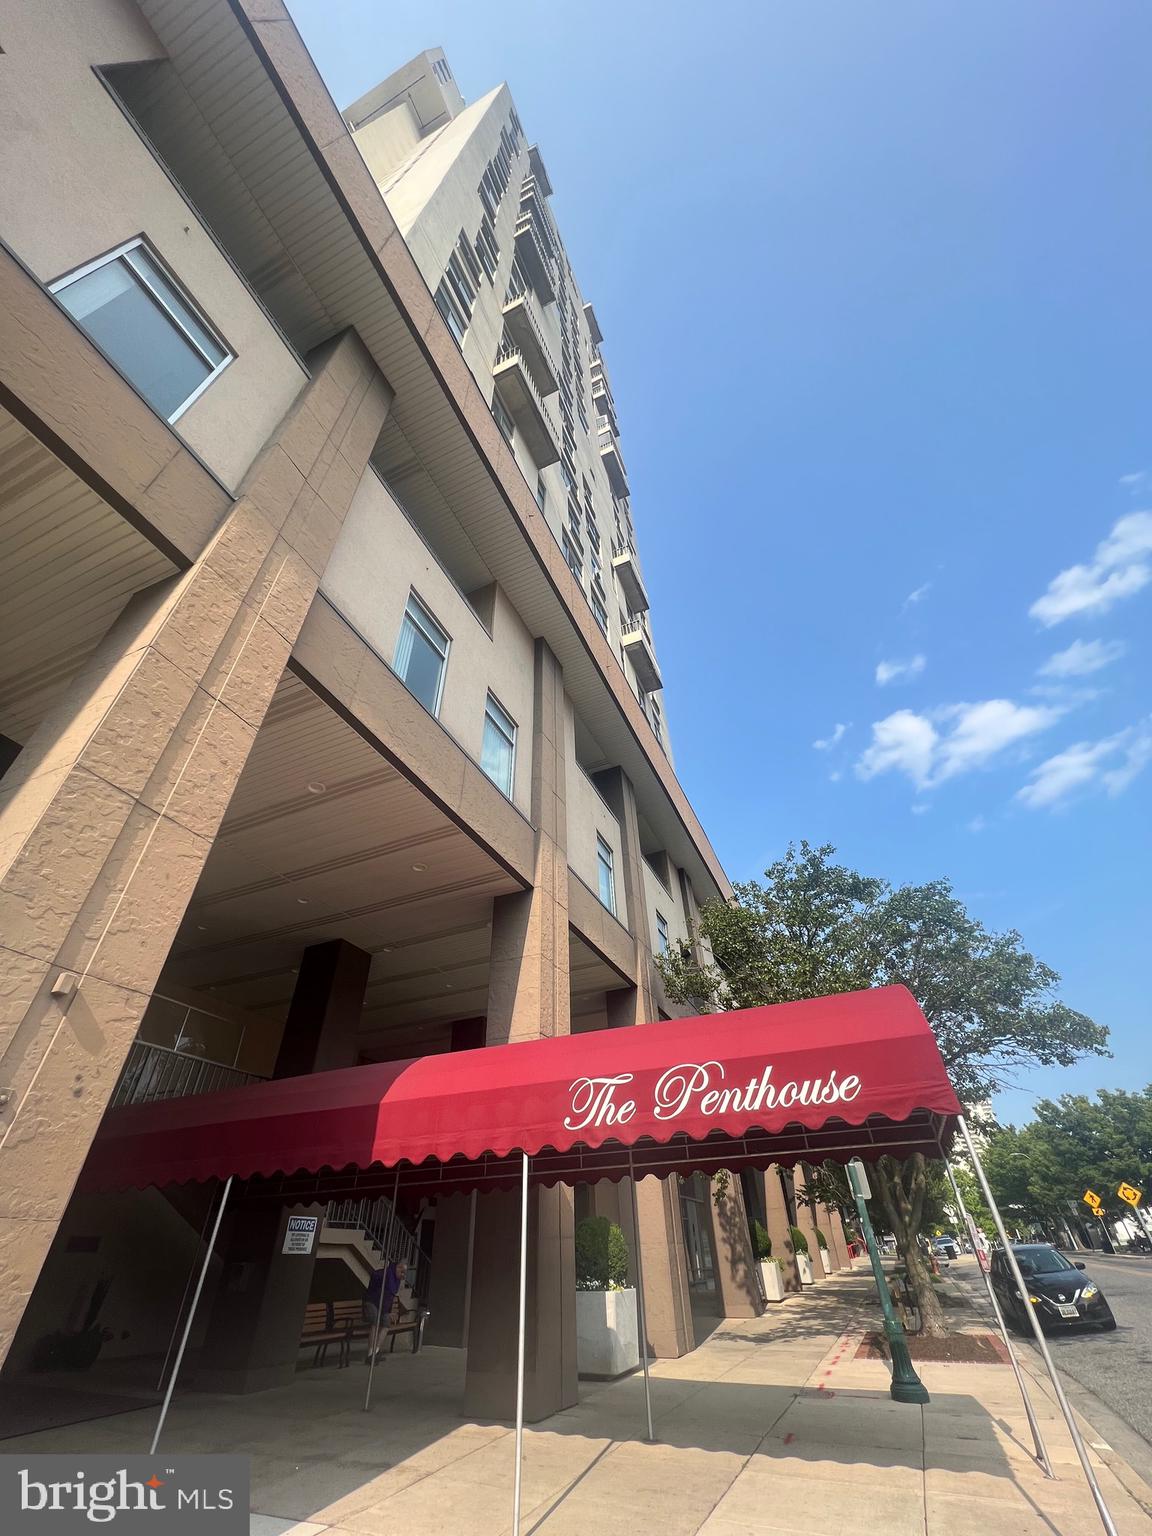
[958,1250,1152,1458]
[1037,1252,1152,1451]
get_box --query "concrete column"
[462,1182,576,1422]
[708,1176,763,1318]
[593,766,697,1356]
[819,1203,845,1271]
[195,1201,322,1392]
[462,640,576,1419]
[485,641,568,1045]
[0,332,391,1365]
[793,1166,825,1280]
[829,1206,852,1267]
[273,938,370,1077]
[762,1167,802,1294]
[424,1190,474,1349]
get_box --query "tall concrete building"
[0,0,811,1428]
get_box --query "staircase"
[319,1197,431,1303]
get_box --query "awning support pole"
[943,1159,1053,1476]
[628,1149,655,1442]
[365,1167,401,1412]
[150,1174,233,1455]
[512,1150,530,1536]
[959,1118,1118,1535]
[156,1191,219,1392]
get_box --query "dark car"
[990,1243,1116,1333]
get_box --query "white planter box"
[576,1287,640,1378]
[796,1252,815,1285]
[819,1245,833,1275]
[759,1261,785,1303]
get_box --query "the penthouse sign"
[563,1059,862,1133]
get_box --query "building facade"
[0,0,827,1424]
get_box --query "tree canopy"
[659,840,1109,1106]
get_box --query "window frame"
[49,235,234,424]
[655,911,670,954]
[596,834,616,915]
[481,691,518,797]
[394,591,451,717]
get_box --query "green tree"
[658,841,1109,1334]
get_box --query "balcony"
[501,295,559,396]
[514,206,556,303]
[597,415,628,497]
[621,616,662,693]
[493,343,560,467]
[584,301,603,348]
[611,539,649,613]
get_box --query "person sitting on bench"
[363,1259,408,1364]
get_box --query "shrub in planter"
[816,1227,833,1272]
[750,1221,772,1261]
[575,1217,638,1376]
[790,1225,809,1256]
[575,1216,629,1291]
[816,1229,828,1250]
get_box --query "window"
[562,530,583,580]
[435,280,467,344]
[481,694,517,796]
[493,393,515,444]
[656,912,670,954]
[591,589,608,635]
[51,239,231,422]
[394,594,450,715]
[535,474,547,511]
[596,835,616,914]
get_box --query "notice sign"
[281,1215,318,1255]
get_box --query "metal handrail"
[111,1038,264,1108]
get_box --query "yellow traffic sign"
[1117,1182,1143,1208]
[1082,1189,1102,1212]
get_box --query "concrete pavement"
[4,1260,1151,1534]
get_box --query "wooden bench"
[331,1298,429,1356]
[299,1302,352,1369]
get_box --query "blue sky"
[288,0,1151,1124]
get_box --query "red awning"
[81,986,961,1201]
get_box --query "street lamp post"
[846,1159,929,1405]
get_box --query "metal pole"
[156,1191,219,1392]
[150,1175,233,1455]
[628,1150,655,1443]
[943,1160,1053,1476]
[848,1170,929,1405]
[365,1168,401,1412]
[512,1152,530,1536]
[959,1118,1118,1536]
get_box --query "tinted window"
[1016,1248,1074,1276]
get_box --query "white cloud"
[902,582,932,610]
[1119,470,1148,492]
[1017,722,1152,809]
[1038,638,1126,679]
[812,722,849,751]
[855,709,939,787]
[856,699,1063,790]
[967,815,988,833]
[1029,512,1152,626]
[875,654,926,687]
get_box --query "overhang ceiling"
[0,406,175,744]
[164,673,525,1035]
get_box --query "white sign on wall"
[282,1215,318,1255]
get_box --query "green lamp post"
[847,1158,929,1405]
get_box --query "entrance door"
[678,1173,721,1338]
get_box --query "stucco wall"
[322,469,536,817]
[0,0,306,493]
[642,860,690,958]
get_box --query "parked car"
[932,1235,960,1260]
[990,1244,1116,1332]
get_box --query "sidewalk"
[4,1261,1151,1534]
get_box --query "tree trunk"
[873,1154,948,1337]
